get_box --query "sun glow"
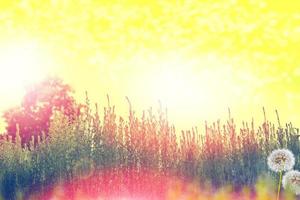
[0,40,55,131]
[151,69,196,107]
[0,42,50,95]
[145,56,229,106]
[0,0,299,130]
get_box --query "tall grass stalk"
[0,95,298,198]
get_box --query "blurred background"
[0,0,299,132]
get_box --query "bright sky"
[0,0,300,132]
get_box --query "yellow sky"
[0,0,300,132]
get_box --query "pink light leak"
[30,167,188,200]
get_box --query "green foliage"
[0,95,299,198]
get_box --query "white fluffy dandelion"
[267,149,295,172]
[282,170,300,195]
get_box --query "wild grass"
[0,94,299,199]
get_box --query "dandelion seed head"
[282,170,300,195]
[267,149,295,172]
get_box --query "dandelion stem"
[277,171,283,200]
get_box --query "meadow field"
[0,0,300,199]
[0,94,299,199]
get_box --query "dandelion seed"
[267,149,295,172]
[282,170,300,195]
[267,149,295,200]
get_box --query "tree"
[3,77,80,146]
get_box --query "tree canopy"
[3,77,79,146]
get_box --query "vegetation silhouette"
[2,77,80,146]
[0,79,299,199]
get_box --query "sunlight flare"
[0,41,50,99]
[0,42,41,85]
